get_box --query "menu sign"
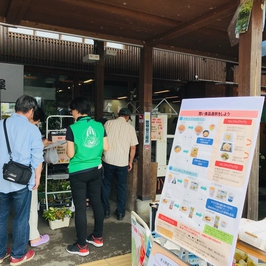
[151,117,163,141]
[155,97,264,266]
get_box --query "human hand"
[43,138,52,147]
[128,162,133,172]
[32,177,40,190]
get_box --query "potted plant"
[43,206,72,230]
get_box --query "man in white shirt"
[102,108,138,220]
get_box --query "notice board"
[155,96,264,266]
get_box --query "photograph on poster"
[155,97,264,266]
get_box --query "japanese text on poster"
[155,97,264,266]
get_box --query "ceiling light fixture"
[154,90,170,94]
[83,79,94,84]
[24,75,38,79]
[117,96,128,100]
[83,54,100,62]
[165,96,179,99]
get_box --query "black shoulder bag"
[2,118,32,185]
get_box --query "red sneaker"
[10,250,35,265]
[86,234,103,247]
[0,247,10,263]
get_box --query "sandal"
[31,234,50,247]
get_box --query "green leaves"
[43,206,72,221]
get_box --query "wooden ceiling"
[0,0,255,62]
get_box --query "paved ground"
[4,200,132,266]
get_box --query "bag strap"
[3,118,13,160]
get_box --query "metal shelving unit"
[44,115,73,210]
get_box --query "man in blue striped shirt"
[0,95,44,265]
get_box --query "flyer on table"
[147,241,189,266]
[155,96,264,266]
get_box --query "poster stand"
[153,97,264,266]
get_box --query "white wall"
[0,63,24,102]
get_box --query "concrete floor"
[3,192,265,266]
[4,200,132,266]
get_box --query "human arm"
[128,145,136,172]
[66,140,75,158]
[66,126,75,158]
[103,136,109,151]
[32,162,43,190]
[30,125,44,190]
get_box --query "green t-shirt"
[68,117,104,173]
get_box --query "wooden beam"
[17,20,145,47]
[146,1,237,46]
[238,0,263,220]
[94,40,104,120]
[137,45,153,200]
[51,0,178,28]
[6,0,32,24]
[238,0,263,96]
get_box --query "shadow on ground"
[5,200,131,266]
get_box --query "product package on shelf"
[238,218,266,251]
[48,131,69,164]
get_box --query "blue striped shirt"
[0,113,44,192]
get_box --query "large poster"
[155,97,264,266]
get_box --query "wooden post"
[238,0,263,220]
[94,40,104,120]
[137,45,153,200]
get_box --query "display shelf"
[47,173,69,180]
[44,115,73,210]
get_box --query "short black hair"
[33,107,45,122]
[69,96,90,115]
[15,95,37,113]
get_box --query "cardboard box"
[238,218,266,251]
[48,132,70,164]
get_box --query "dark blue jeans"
[0,187,31,259]
[70,167,104,246]
[101,162,128,215]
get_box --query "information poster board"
[144,112,151,146]
[155,97,264,266]
[151,117,164,141]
